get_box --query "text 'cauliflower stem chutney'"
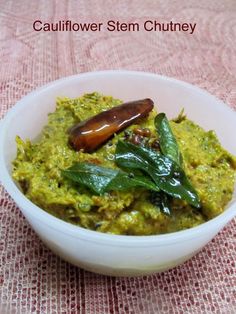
[12,92,236,235]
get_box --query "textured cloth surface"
[0,0,236,313]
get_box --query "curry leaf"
[62,162,159,195]
[155,113,183,166]
[106,171,159,192]
[115,141,200,208]
[115,140,175,179]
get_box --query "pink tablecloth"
[0,1,236,313]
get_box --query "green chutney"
[12,92,236,235]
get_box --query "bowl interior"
[1,71,236,210]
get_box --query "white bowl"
[0,71,236,276]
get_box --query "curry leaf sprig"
[62,112,200,210]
